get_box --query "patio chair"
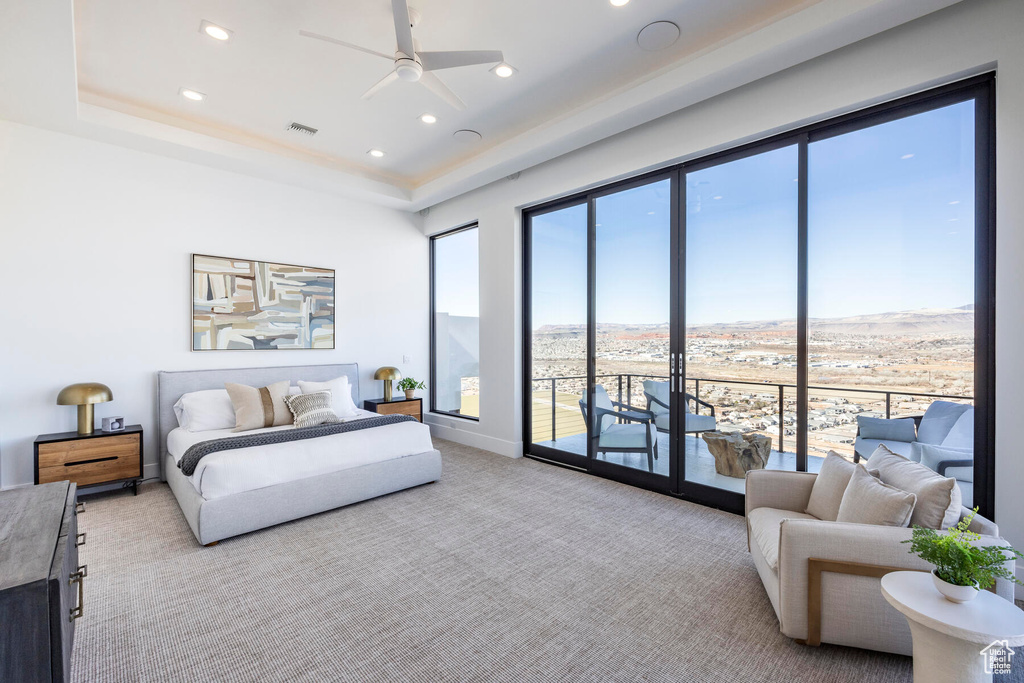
[579,386,658,472]
[642,380,717,434]
[852,401,974,506]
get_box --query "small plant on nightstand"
[396,377,426,399]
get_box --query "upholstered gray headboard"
[156,364,360,479]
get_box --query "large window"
[431,225,480,419]
[522,75,994,516]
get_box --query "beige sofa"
[745,468,1016,656]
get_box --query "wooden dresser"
[34,425,143,495]
[0,481,83,683]
[363,396,423,422]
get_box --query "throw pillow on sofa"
[866,444,961,529]
[857,415,917,442]
[836,466,917,527]
[805,452,857,521]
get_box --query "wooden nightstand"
[364,397,422,422]
[34,425,143,495]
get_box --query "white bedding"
[167,409,434,500]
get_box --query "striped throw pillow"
[283,390,340,428]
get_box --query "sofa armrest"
[745,470,817,517]
[776,519,1015,640]
[745,470,817,551]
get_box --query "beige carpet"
[71,439,915,682]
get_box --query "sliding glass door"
[682,144,800,498]
[522,75,993,517]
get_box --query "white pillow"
[297,376,358,418]
[173,389,237,432]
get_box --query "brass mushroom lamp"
[57,383,113,435]
[374,366,402,402]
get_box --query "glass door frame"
[521,73,995,519]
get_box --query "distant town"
[529,307,975,458]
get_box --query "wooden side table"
[881,571,1024,682]
[363,397,422,422]
[34,425,143,495]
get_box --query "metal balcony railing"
[530,373,973,454]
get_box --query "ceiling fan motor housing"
[395,57,423,82]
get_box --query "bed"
[157,363,442,545]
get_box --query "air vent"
[287,122,318,136]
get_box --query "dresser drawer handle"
[69,565,87,622]
[76,532,86,547]
[75,501,86,514]
[65,456,117,467]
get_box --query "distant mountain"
[535,307,974,336]
[692,306,974,336]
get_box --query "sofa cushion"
[855,437,914,461]
[913,442,973,481]
[805,452,856,521]
[597,423,650,448]
[866,445,961,529]
[836,466,917,527]
[940,408,974,450]
[916,401,971,446]
[856,416,917,442]
[747,507,818,571]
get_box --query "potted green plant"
[903,508,1023,603]
[396,377,426,400]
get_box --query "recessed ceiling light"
[491,63,516,78]
[901,153,915,159]
[419,113,438,124]
[610,0,630,5]
[199,20,232,41]
[368,149,385,158]
[180,88,206,102]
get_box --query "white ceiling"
[1,0,964,210]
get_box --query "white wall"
[0,120,428,487]
[422,0,1024,591]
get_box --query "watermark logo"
[981,640,1015,676]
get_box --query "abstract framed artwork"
[192,254,335,351]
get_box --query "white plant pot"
[931,570,979,603]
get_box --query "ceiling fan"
[299,0,504,110]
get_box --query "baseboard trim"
[425,421,521,458]
[0,482,34,491]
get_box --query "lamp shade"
[57,383,113,406]
[373,367,402,381]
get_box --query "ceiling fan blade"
[362,70,400,100]
[419,50,504,71]
[391,0,415,58]
[298,30,393,61]
[418,71,466,110]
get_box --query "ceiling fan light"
[492,63,516,79]
[200,20,233,41]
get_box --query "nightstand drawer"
[37,434,141,486]
[377,401,421,420]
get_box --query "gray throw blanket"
[177,414,417,476]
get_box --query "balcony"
[529,373,972,493]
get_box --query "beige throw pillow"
[225,380,293,432]
[836,466,916,527]
[805,452,857,521]
[283,390,340,429]
[865,444,961,529]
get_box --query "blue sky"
[433,227,479,317]
[529,100,976,328]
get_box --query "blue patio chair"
[579,385,658,472]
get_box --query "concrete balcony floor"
[532,431,825,493]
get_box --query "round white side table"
[881,571,1024,683]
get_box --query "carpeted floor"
[71,439,922,682]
